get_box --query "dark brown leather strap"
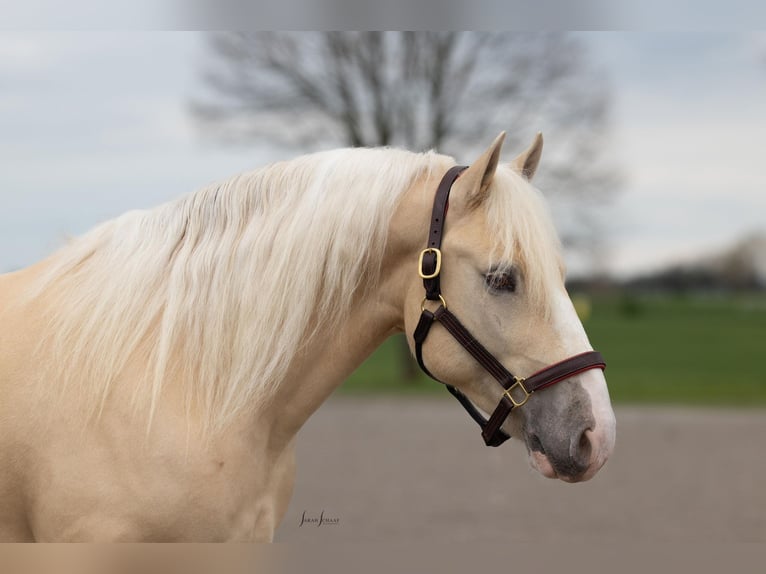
[524,351,606,392]
[433,306,514,387]
[413,310,437,379]
[421,165,467,300]
[481,351,605,446]
[413,306,511,442]
[445,384,500,432]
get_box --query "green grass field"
[340,294,766,405]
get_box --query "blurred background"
[3,31,762,404]
[1,32,765,542]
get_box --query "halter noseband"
[412,165,607,447]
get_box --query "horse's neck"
[262,183,430,448]
[263,274,406,447]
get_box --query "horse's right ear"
[453,132,506,211]
[511,132,543,180]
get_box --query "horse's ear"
[454,131,506,210]
[511,132,544,180]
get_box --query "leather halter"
[412,165,607,447]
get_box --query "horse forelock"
[483,164,564,318]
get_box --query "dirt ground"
[276,397,766,543]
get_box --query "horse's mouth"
[528,449,559,479]
[529,448,595,483]
[524,433,556,479]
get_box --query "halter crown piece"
[412,165,607,447]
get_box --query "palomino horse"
[0,133,616,541]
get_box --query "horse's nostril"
[573,428,593,468]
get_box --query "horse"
[0,132,616,541]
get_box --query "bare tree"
[192,32,620,379]
[194,32,618,248]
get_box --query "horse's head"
[402,133,615,482]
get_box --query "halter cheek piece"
[412,165,607,447]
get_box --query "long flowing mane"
[28,147,562,434]
[30,147,447,433]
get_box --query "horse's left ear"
[454,131,506,210]
[511,132,544,180]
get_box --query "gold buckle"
[421,294,447,311]
[418,248,442,279]
[503,377,531,407]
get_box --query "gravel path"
[276,397,766,543]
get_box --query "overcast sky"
[1,32,764,276]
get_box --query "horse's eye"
[485,270,517,293]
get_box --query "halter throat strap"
[413,165,607,447]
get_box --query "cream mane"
[485,164,564,315]
[30,147,562,434]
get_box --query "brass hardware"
[503,377,531,407]
[418,248,442,279]
[421,294,447,312]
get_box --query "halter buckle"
[421,294,447,311]
[418,248,442,279]
[503,377,531,408]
